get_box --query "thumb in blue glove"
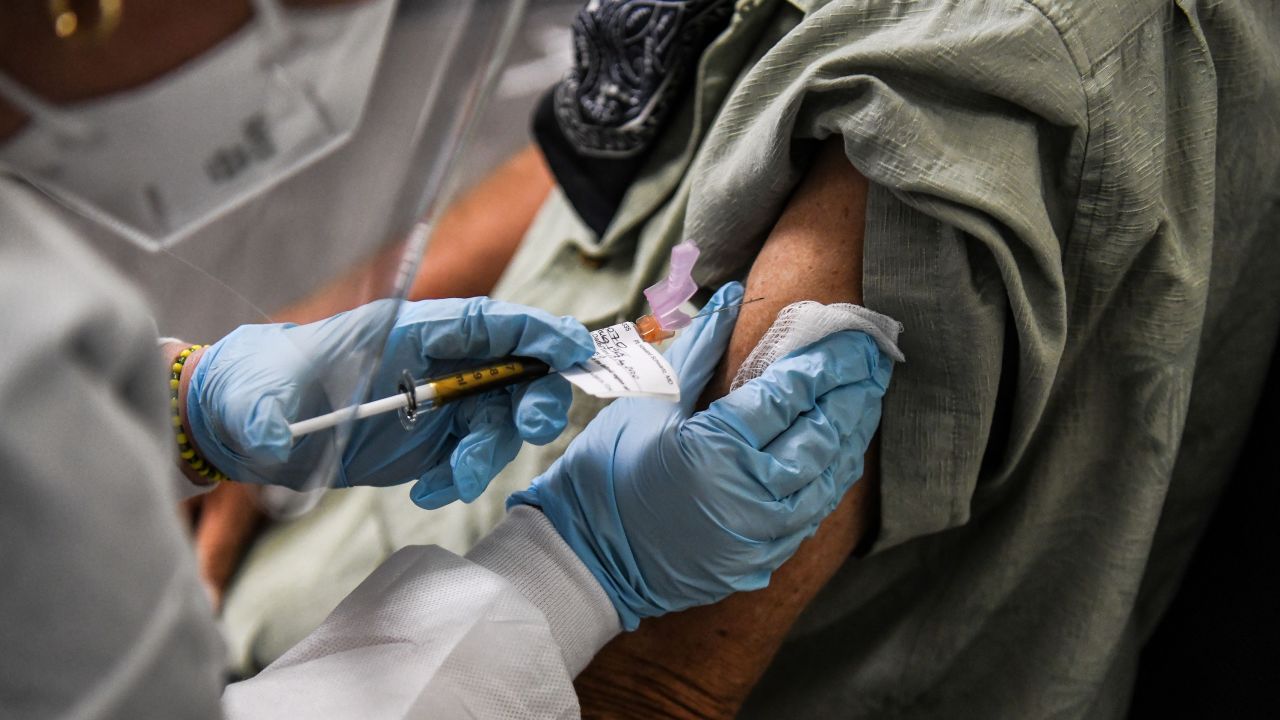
[511,282,894,629]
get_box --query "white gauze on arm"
[731,301,905,391]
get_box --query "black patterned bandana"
[534,0,736,234]
[556,0,736,157]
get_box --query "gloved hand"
[510,282,894,629]
[187,298,595,507]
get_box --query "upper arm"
[574,138,879,717]
[702,137,870,398]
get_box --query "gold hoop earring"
[48,0,123,43]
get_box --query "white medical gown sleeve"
[222,506,621,719]
[466,506,622,676]
[0,182,227,720]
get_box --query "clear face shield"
[0,0,527,495]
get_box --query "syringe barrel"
[425,357,552,407]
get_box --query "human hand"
[510,282,894,629]
[186,298,595,507]
[180,482,265,612]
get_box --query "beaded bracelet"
[170,345,229,483]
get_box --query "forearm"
[273,145,553,324]
[573,486,875,716]
[408,144,553,300]
[575,138,877,717]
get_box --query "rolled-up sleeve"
[686,0,1088,548]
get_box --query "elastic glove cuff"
[184,342,274,486]
[467,506,621,674]
[510,487,657,630]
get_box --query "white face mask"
[0,0,397,251]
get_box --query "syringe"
[288,357,552,438]
[286,299,761,439]
[288,239,756,439]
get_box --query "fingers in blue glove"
[698,331,880,449]
[753,406,843,498]
[511,375,575,445]
[662,281,744,413]
[213,393,296,465]
[451,422,521,503]
[189,334,301,468]
[766,449,860,539]
[408,393,523,509]
[756,374,883,496]
[410,467,460,509]
[404,298,595,370]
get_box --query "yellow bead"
[179,349,191,358]
[169,379,180,390]
[172,416,182,427]
[170,397,179,409]
[180,449,195,460]
[176,433,188,444]
[171,363,183,373]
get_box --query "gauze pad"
[732,301,904,390]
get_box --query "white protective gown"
[0,180,619,719]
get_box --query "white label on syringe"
[562,322,680,400]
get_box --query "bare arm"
[276,145,553,323]
[408,144,554,301]
[574,138,877,717]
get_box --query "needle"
[690,296,766,320]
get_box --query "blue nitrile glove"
[187,298,595,507]
[510,282,894,629]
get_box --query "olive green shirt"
[493,0,1280,716]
